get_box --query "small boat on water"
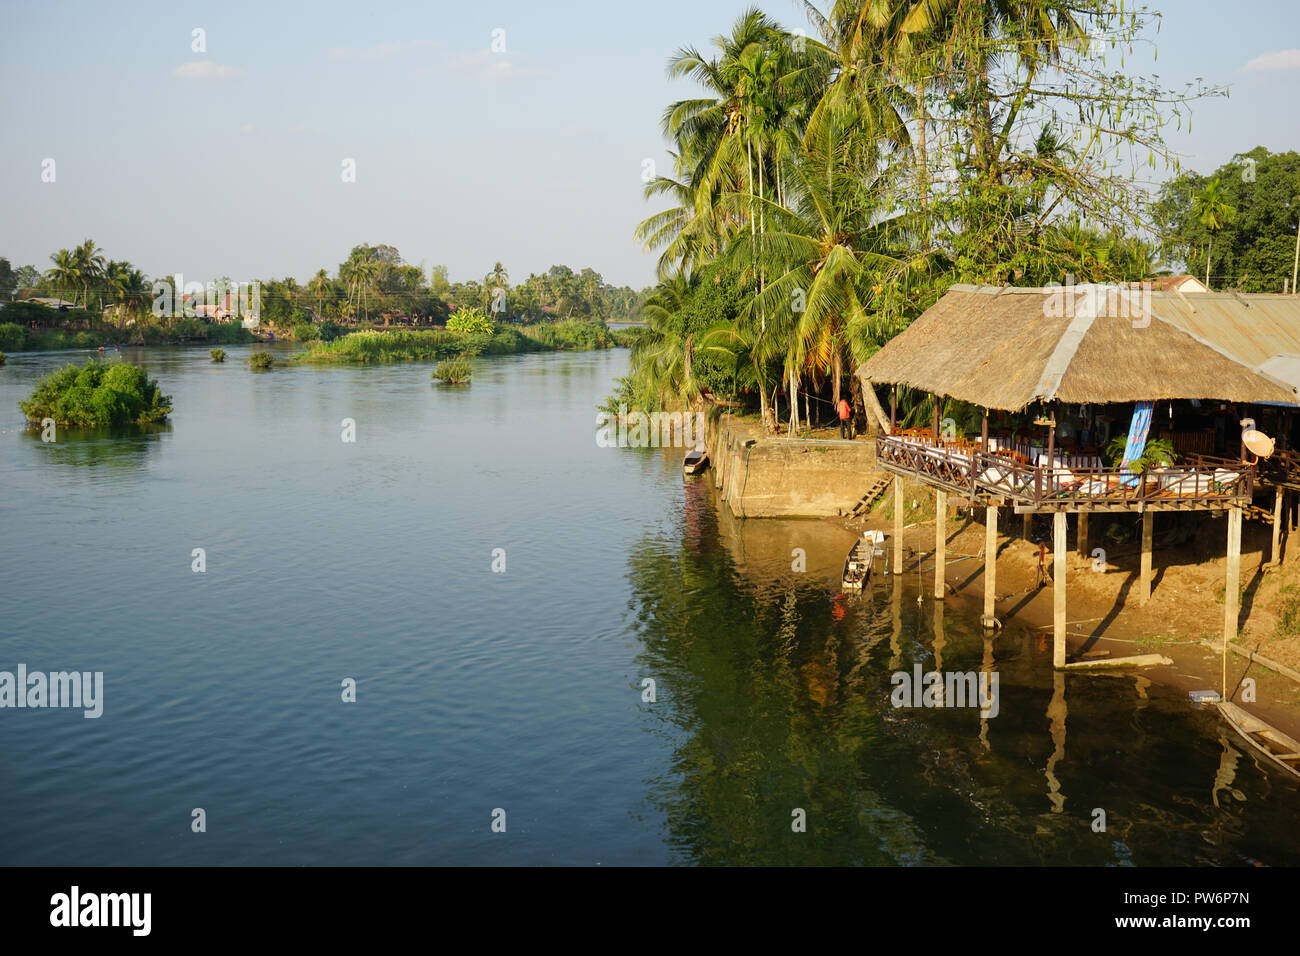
[1217,700,1300,781]
[683,449,709,475]
[842,531,888,591]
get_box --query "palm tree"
[725,125,902,434]
[72,239,106,308]
[308,269,331,319]
[1193,178,1235,289]
[46,249,78,305]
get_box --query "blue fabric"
[1119,401,1155,487]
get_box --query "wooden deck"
[876,435,1254,513]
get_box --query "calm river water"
[1,344,1297,865]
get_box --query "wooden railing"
[876,435,1255,508]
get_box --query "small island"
[20,358,172,426]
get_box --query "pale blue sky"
[1,0,1297,288]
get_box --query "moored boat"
[683,449,709,475]
[1217,700,1300,781]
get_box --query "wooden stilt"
[1053,511,1067,668]
[1271,487,1284,566]
[893,477,904,575]
[1223,506,1243,695]
[1139,511,1153,605]
[982,505,999,628]
[1076,512,1089,567]
[1023,511,1033,540]
[935,490,947,600]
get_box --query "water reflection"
[629,476,1300,865]
[18,422,169,469]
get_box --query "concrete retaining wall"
[708,415,879,518]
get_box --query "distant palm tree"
[1193,179,1235,289]
[309,269,331,318]
[72,239,106,308]
[46,249,78,305]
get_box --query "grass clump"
[248,350,275,369]
[210,348,226,362]
[19,358,172,426]
[433,355,473,384]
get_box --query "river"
[1,344,1297,865]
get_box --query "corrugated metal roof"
[1150,292,1300,397]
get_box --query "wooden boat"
[841,540,872,591]
[683,449,709,475]
[1217,700,1300,780]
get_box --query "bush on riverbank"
[293,320,616,364]
[0,317,254,351]
[19,359,172,426]
[433,355,472,384]
[248,350,274,369]
[0,351,6,366]
[518,319,615,350]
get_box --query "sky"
[1,0,1298,290]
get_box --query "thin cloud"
[1243,49,1300,72]
[173,61,241,80]
[445,50,549,82]
[329,39,437,62]
[328,42,403,62]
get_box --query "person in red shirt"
[837,396,852,439]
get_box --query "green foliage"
[248,350,275,369]
[0,323,24,352]
[296,329,469,364]
[317,320,343,342]
[446,307,496,336]
[1104,435,1177,470]
[1276,586,1300,640]
[0,351,6,366]
[210,348,226,362]
[1154,148,1300,290]
[433,355,473,384]
[205,321,256,344]
[292,321,320,341]
[19,358,172,426]
[517,319,615,350]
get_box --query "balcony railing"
[876,434,1254,509]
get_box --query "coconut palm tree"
[308,269,331,319]
[46,249,78,305]
[1194,178,1235,289]
[72,239,106,308]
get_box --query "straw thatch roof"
[857,284,1297,411]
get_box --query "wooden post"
[981,410,989,454]
[890,386,897,433]
[1023,511,1033,540]
[982,505,998,627]
[1053,512,1067,668]
[893,477,904,575]
[1223,506,1242,687]
[1272,486,1284,566]
[1076,512,1089,566]
[935,490,947,599]
[1139,511,1153,605]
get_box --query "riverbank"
[841,489,1300,743]
[293,320,625,364]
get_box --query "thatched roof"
[857,284,1297,411]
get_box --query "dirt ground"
[836,474,1300,740]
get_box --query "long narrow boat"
[841,539,873,591]
[1217,700,1300,781]
[683,449,709,476]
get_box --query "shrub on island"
[19,359,172,426]
[433,355,472,384]
[210,348,226,362]
[248,350,275,369]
